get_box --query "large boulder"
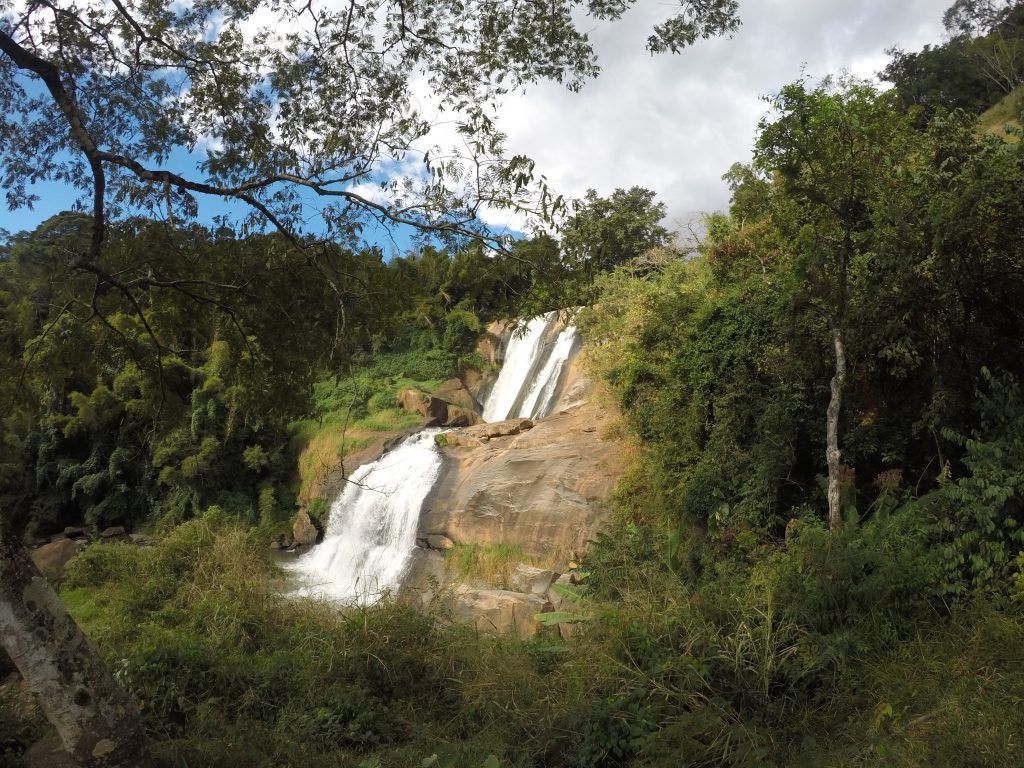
[396,388,449,423]
[30,538,82,580]
[397,388,484,428]
[433,377,482,413]
[292,509,324,547]
[444,405,483,428]
[509,564,558,596]
[448,587,549,639]
[99,526,128,541]
[420,403,620,563]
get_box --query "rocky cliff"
[287,313,625,638]
[403,353,625,637]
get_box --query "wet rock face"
[476,320,515,367]
[422,402,621,562]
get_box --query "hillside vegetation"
[3,2,1024,767]
[978,84,1023,137]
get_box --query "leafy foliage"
[0,0,740,256]
[939,371,1024,597]
[881,0,1024,116]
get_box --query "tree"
[754,79,919,529]
[0,519,151,767]
[0,2,743,764]
[880,42,1006,116]
[561,187,671,279]
[943,0,1024,94]
[0,0,739,263]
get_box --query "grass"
[1,512,1019,768]
[293,421,371,505]
[817,608,1024,767]
[447,543,535,589]
[352,408,422,433]
[978,85,1023,142]
[50,521,569,768]
[291,408,421,505]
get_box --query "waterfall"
[287,310,580,604]
[285,430,443,604]
[482,311,579,422]
[481,314,552,422]
[516,325,579,419]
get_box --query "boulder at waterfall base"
[396,388,483,427]
[292,509,324,547]
[448,587,550,639]
[396,388,449,423]
[432,377,482,413]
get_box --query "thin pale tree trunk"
[826,315,847,530]
[0,520,150,767]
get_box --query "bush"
[938,371,1024,600]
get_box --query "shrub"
[938,371,1024,599]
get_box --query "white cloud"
[0,0,955,239]
[492,0,951,228]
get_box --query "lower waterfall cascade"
[289,311,579,603]
[285,429,442,604]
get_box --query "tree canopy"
[0,0,740,261]
[882,0,1024,115]
[562,187,670,275]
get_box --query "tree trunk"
[826,315,847,530]
[0,521,150,768]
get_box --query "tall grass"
[447,543,533,588]
[23,506,1022,768]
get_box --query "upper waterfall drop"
[516,324,579,419]
[481,311,579,422]
[481,314,553,422]
[285,430,443,604]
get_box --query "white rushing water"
[516,324,579,419]
[482,311,579,422]
[287,311,580,604]
[481,314,553,422]
[285,430,442,604]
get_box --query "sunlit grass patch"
[353,408,422,433]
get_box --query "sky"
[0,0,954,244]
[483,0,953,234]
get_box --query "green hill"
[979,85,1023,141]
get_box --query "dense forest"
[3,0,1024,766]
